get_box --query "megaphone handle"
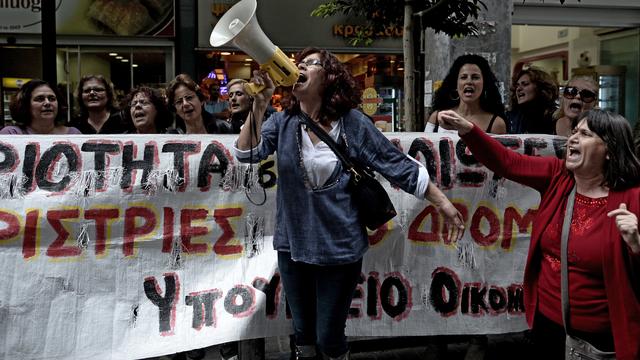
[243,82,265,96]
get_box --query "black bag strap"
[561,186,577,335]
[299,112,364,183]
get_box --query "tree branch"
[414,0,449,18]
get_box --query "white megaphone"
[210,0,299,96]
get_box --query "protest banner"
[0,133,564,359]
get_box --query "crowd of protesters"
[2,50,639,360]
[0,73,280,137]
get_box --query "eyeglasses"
[297,58,323,68]
[129,99,152,107]
[174,94,196,107]
[563,86,597,103]
[82,87,106,94]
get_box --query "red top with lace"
[538,193,610,332]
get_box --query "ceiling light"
[115,56,123,59]
[244,58,252,62]
[132,64,139,67]
[221,52,231,55]
[109,53,118,56]
[121,59,129,62]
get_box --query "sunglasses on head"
[563,86,597,103]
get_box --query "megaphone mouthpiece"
[228,19,245,36]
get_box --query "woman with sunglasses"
[235,47,464,360]
[1,79,81,135]
[438,108,640,359]
[72,75,132,134]
[425,54,507,134]
[508,67,559,134]
[554,76,599,136]
[166,74,232,135]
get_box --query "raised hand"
[437,110,474,135]
[607,203,640,254]
[237,70,275,150]
[250,70,275,112]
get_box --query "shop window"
[195,50,405,130]
[57,46,171,118]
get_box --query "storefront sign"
[333,24,403,38]
[2,77,32,89]
[0,133,558,359]
[0,0,174,36]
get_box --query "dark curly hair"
[123,86,173,133]
[431,54,505,118]
[290,47,362,126]
[9,79,67,127]
[577,109,640,191]
[510,67,558,117]
[76,75,117,118]
[165,73,206,112]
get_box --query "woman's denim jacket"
[235,109,422,265]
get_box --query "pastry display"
[87,0,172,36]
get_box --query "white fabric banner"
[0,133,564,359]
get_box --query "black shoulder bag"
[300,113,397,230]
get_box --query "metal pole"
[65,48,71,123]
[130,50,134,90]
[42,0,57,85]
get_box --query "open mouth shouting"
[567,100,583,115]
[566,145,581,161]
[133,110,148,121]
[462,86,475,97]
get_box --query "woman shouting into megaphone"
[234,47,464,360]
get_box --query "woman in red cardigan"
[437,108,640,359]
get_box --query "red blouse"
[538,193,610,333]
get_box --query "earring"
[450,91,460,101]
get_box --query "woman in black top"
[72,74,133,134]
[425,54,506,134]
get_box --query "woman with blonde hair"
[226,78,253,133]
[554,76,599,136]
